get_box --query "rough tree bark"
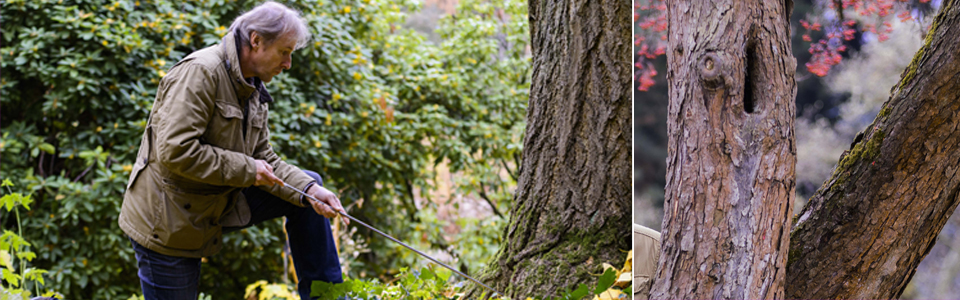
[786,1,960,298]
[651,0,797,299]
[469,0,632,298]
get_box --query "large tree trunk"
[786,1,960,298]
[651,0,797,299]
[471,0,632,298]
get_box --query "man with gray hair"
[118,2,344,299]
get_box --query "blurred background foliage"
[633,0,959,297]
[1,0,529,298]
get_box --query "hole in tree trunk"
[744,27,759,114]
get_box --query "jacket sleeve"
[252,115,315,207]
[154,63,258,187]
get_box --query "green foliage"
[309,266,629,300]
[1,0,528,298]
[0,179,59,299]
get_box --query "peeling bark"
[787,1,960,298]
[469,0,632,298]
[651,1,797,299]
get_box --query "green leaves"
[3,0,530,297]
[594,267,618,295]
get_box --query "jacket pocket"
[207,101,244,151]
[154,180,228,250]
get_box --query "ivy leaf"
[568,283,590,300]
[594,266,617,294]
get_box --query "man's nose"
[282,56,292,70]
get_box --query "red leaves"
[799,0,926,76]
[634,0,666,91]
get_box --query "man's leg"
[130,238,201,300]
[225,170,343,299]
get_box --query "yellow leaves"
[114,123,119,129]
[440,75,448,81]
[158,69,167,78]
[325,114,332,126]
[83,226,89,235]
[122,164,133,173]
[96,126,103,133]
[157,59,166,67]
[0,250,12,270]
[101,40,109,46]
[332,92,342,102]
[414,85,420,92]
[360,111,369,118]
[314,141,322,148]
[593,290,624,300]
[342,6,352,13]
[467,58,477,64]
[305,105,316,118]
[353,72,362,80]
[245,280,298,300]
[174,24,183,30]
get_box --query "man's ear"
[249,31,261,49]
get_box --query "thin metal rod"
[281,182,502,297]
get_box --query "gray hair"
[228,1,310,50]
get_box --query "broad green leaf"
[38,142,55,154]
[594,267,617,295]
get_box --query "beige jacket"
[634,224,661,299]
[118,31,314,258]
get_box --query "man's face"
[248,32,296,83]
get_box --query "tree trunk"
[786,1,960,298]
[651,1,797,299]
[471,0,632,298]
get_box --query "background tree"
[787,1,960,298]
[646,0,960,298]
[470,0,632,297]
[649,0,797,299]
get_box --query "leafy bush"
[1,0,528,298]
[308,265,630,300]
[1,179,63,299]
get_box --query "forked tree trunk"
[470,0,632,298]
[787,1,960,298]
[651,0,797,299]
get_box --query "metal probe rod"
[281,182,502,297]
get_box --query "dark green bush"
[1,0,528,298]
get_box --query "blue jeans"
[131,170,343,299]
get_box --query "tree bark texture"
[787,1,960,298]
[473,0,632,297]
[651,1,797,299]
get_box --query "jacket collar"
[221,31,274,104]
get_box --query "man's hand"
[254,159,283,186]
[305,184,349,224]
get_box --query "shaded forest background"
[632,0,960,298]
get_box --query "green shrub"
[1,0,528,298]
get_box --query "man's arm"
[250,114,315,206]
[154,63,258,187]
